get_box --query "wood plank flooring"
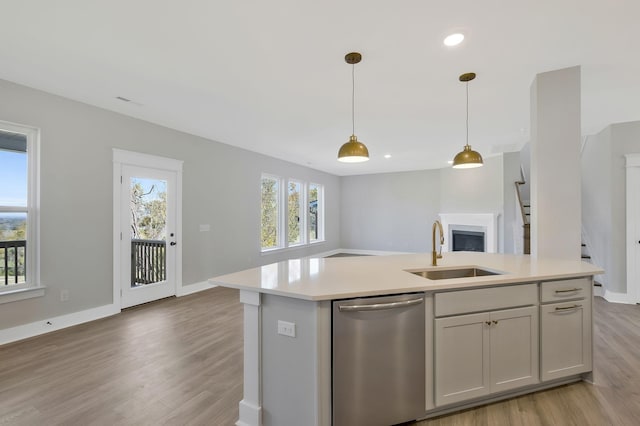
[1,289,639,425]
[0,287,242,426]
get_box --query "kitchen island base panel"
[416,375,586,422]
[259,293,331,426]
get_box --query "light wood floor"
[1,289,639,425]
[0,287,243,425]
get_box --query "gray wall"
[339,170,441,252]
[340,155,519,254]
[0,78,340,330]
[582,121,640,294]
[581,126,613,289]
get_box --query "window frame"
[0,120,42,303]
[260,174,325,253]
[308,182,324,243]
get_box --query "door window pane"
[130,177,167,286]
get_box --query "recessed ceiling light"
[443,33,464,47]
[384,154,392,159]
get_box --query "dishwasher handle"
[338,297,423,312]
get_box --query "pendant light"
[338,52,369,163]
[452,72,483,168]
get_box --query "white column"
[237,290,262,426]
[530,66,582,260]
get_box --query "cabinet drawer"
[540,277,591,303]
[435,284,537,317]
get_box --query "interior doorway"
[113,150,183,309]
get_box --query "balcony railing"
[131,239,166,286]
[1,240,26,285]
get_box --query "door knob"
[170,242,177,246]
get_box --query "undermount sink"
[409,267,502,280]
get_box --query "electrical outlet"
[277,320,296,338]
[60,289,69,302]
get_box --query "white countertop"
[209,252,604,301]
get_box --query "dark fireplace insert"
[452,230,485,252]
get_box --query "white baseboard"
[593,285,604,298]
[237,400,262,426]
[177,280,217,297]
[602,289,636,304]
[1,281,218,347]
[0,303,120,346]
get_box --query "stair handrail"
[515,164,528,225]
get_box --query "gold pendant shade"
[338,134,370,163]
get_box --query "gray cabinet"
[434,305,539,406]
[540,278,592,381]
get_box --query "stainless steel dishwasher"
[332,293,425,426]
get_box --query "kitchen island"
[210,252,603,426]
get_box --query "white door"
[120,165,177,308]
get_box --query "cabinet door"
[541,300,592,381]
[490,306,539,393]
[435,312,490,406]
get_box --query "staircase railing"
[515,165,530,254]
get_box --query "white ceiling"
[1,0,639,176]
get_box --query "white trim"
[625,153,640,304]
[112,149,184,309]
[113,149,184,172]
[176,280,216,297]
[593,285,604,298]
[625,153,640,168]
[0,303,120,346]
[602,289,636,305]
[237,290,262,426]
[0,285,46,305]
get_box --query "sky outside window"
[0,149,27,207]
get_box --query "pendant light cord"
[352,63,355,136]
[466,81,469,148]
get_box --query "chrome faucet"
[432,220,444,266]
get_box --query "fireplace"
[452,230,485,252]
[438,213,499,253]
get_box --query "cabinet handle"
[492,320,498,325]
[554,288,581,293]
[554,304,582,311]
[485,321,491,326]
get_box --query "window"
[309,183,323,242]
[287,180,303,246]
[261,175,280,250]
[0,121,39,298]
[260,175,324,252]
